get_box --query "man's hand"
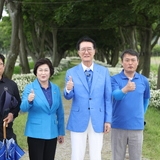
[3,113,14,124]
[66,76,74,91]
[122,78,136,93]
[104,123,111,133]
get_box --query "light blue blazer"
[20,79,65,139]
[64,63,112,133]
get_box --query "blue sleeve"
[144,98,149,114]
[112,89,126,100]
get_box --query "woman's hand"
[57,136,64,144]
[28,89,35,102]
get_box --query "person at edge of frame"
[0,53,21,142]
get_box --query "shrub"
[152,44,160,56]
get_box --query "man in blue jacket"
[64,36,112,160]
[111,49,150,160]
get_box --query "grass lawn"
[143,107,160,159]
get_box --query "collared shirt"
[41,82,52,107]
[81,62,94,72]
[111,70,150,130]
[66,62,94,93]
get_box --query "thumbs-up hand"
[28,89,35,102]
[66,76,74,91]
[122,78,136,93]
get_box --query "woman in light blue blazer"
[20,58,65,160]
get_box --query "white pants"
[71,119,103,160]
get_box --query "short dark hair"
[0,54,5,64]
[33,58,54,77]
[76,36,96,50]
[120,49,140,60]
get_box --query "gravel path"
[20,97,149,160]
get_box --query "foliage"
[149,89,160,108]
[150,56,159,74]
[149,66,160,109]
[152,44,160,56]
[1,0,160,77]
[149,72,158,90]
[14,61,35,74]
[13,73,36,97]
[20,0,160,78]
[0,16,11,51]
[13,65,21,74]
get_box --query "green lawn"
[143,107,160,159]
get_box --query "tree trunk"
[55,49,65,67]
[142,50,151,78]
[25,40,37,64]
[119,27,126,50]
[38,25,46,59]
[141,27,152,78]
[95,49,105,62]
[29,20,46,60]
[111,48,119,67]
[137,53,144,73]
[51,27,57,66]
[0,0,5,19]
[137,23,152,78]
[157,64,160,89]
[19,6,30,74]
[4,2,20,79]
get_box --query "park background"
[12,56,159,160]
[0,0,160,159]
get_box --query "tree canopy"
[0,0,160,78]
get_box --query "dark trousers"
[27,137,57,160]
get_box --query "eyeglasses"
[0,62,4,66]
[79,47,94,53]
